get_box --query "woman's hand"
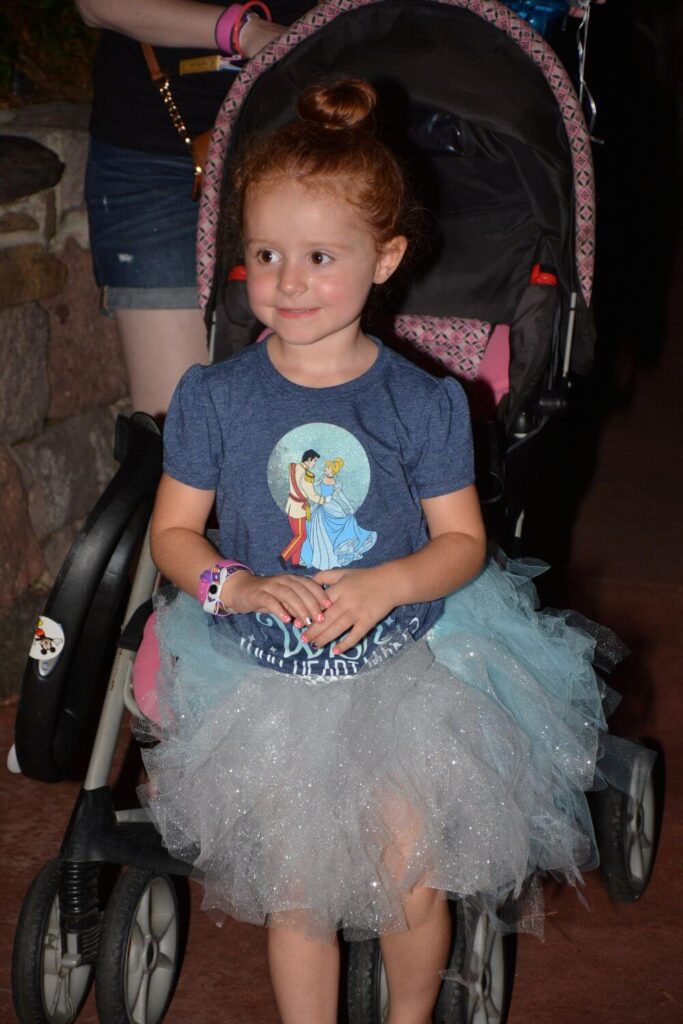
[222,571,331,625]
[238,16,286,58]
[300,566,396,655]
[569,0,606,16]
[75,0,287,51]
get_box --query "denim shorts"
[85,138,201,309]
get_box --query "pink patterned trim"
[392,315,491,381]
[197,0,594,312]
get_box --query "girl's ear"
[373,235,408,285]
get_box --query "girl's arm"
[75,0,285,56]
[383,485,486,604]
[305,484,486,654]
[151,474,330,623]
[150,473,221,595]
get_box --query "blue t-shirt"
[163,339,474,676]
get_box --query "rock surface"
[43,239,127,419]
[0,303,50,444]
[12,408,118,541]
[0,104,90,248]
[0,102,131,699]
[0,446,45,607]
[0,103,90,133]
[0,585,47,697]
[0,136,64,204]
[0,244,66,308]
[0,212,39,234]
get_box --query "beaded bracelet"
[199,560,253,617]
[214,2,272,59]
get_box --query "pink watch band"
[214,5,242,55]
[215,2,272,58]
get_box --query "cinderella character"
[300,458,377,570]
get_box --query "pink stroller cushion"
[132,612,161,723]
[468,325,510,419]
[477,325,511,404]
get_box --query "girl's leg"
[267,925,340,1024]
[380,887,451,1024]
[114,307,209,417]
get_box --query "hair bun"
[297,80,376,131]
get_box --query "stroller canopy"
[198,0,596,414]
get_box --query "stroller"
[10,3,661,1023]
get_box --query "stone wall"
[0,104,129,699]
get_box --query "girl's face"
[243,177,406,352]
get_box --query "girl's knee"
[377,793,424,883]
[403,886,447,930]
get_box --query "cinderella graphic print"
[268,424,377,571]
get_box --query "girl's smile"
[276,306,321,317]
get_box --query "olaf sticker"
[30,616,65,663]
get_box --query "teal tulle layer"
[138,558,652,940]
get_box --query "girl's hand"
[302,566,395,655]
[222,571,331,625]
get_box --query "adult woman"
[76,0,315,415]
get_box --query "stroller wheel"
[433,902,516,1024]
[593,744,662,902]
[346,901,516,1024]
[346,937,389,1024]
[12,859,95,1024]
[95,869,184,1024]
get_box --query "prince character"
[280,449,327,566]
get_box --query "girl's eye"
[256,249,280,264]
[310,251,332,266]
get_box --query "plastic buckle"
[529,262,558,286]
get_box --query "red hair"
[232,80,413,248]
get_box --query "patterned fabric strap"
[199,560,254,616]
[393,315,491,381]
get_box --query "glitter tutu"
[138,558,649,940]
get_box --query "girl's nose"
[278,261,306,295]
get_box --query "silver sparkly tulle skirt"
[138,560,648,941]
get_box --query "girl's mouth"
[276,307,319,318]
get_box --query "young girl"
[143,79,623,1024]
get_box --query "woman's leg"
[267,925,339,1024]
[380,887,451,1024]
[114,307,209,417]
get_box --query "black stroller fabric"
[208,0,595,424]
